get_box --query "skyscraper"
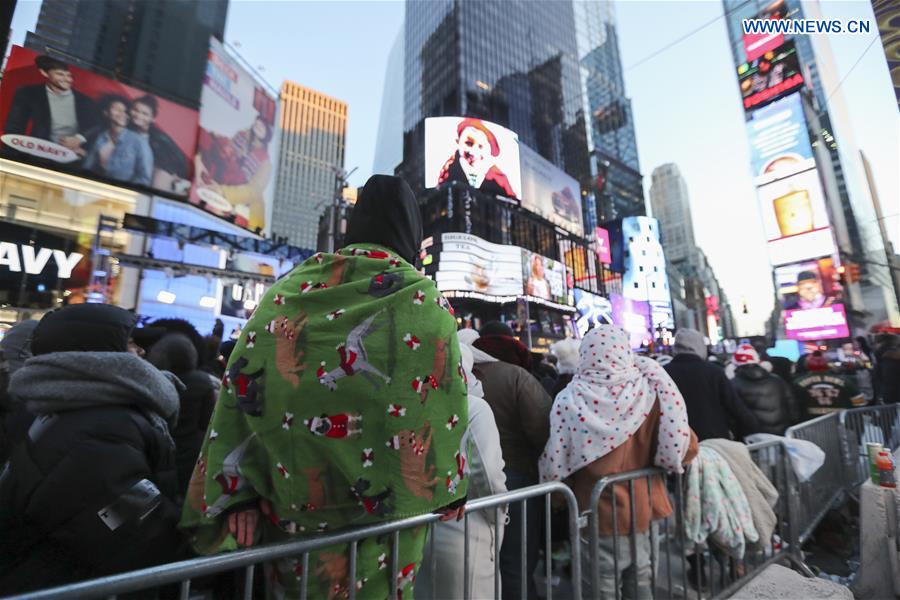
[25,0,228,105]
[373,29,405,176]
[400,0,643,223]
[649,163,696,263]
[724,0,899,330]
[271,81,347,250]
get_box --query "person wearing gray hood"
[0,304,184,593]
[0,320,38,462]
[663,329,759,441]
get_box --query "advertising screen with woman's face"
[0,46,199,196]
[188,38,278,234]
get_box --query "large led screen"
[737,41,803,110]
[433,233,524,298]
[775,257,848,341]
[189,38,278,233]
[757,169,835,265]
[519,143,583,236]
[574,289,613,337]
[425,116,522,199]
[611,293,653,350]
[743,0,788,62]
[747,93,815,186]
[522,250,567,305]
[0,46,198,195]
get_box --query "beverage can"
[868,442,883,484]
[878,450,896,489]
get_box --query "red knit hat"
[456,118,501,156]
[732,343,760,366]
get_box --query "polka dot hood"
[539,325,691,483]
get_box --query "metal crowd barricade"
[839,404,900,489]
[4,482,582,600]
[584,440,805,600]
[785,412,846,545]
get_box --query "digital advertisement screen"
[783,304,850,341]
[743,0,787,62]
[519,143,583,236]
[574,289,613,337]
[738,41,803,110]
[0,46,199,196]
[433,232,524,298]
[757,168,835,265]
[611,293,653,350]
[620,217,674,324]
[522,250,567,305]
[595,227,612,264]
[189,38,278,233]
[774,257,843,311]
[747,93,815,186]
[424,116,522,199]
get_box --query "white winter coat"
[416,344,508,600]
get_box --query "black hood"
[31,304,136,355]
[344,175,423,265]
[736,363,769,381]
[146,332,198,376]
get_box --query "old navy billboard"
[0,46,198,196]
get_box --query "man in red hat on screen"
[437,117,517,198]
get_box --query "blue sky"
[8,0,898,335]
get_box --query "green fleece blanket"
[180,243,468,598]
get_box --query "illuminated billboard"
[189,38,278,233]
[424,116,522,199]
[743,0,787,62]
[574,289,613,337]
[620,216,674,328]
[757,169,835,265]
[747,93,815,186]
[433,232,524,298]
[522,250,567,306]
[595,227,612,264]
[0,46,198,195]
[738,41,803,110]
[774,257,848,341]
[519,143,583,236]
[611,293,653,350]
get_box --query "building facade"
[723,0,899,334]
[649,163,696,263]
[25,0,228,105]
[271,81,347,251]
[373,29,405,176]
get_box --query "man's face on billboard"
[106,101,129,128]
[129,102,154,132]
[797,278,822,302]
[41,67,73,92]
[457,126,491,172]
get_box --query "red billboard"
[737,41,803,110]
[0,46,199,196]
[743,0,788,62]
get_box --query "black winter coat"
[664,353,760,441]
[0,405,183,593]
[732,364,799,435]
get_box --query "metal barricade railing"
[785,412,846,544]
[840,404,900,489]
[3,482,583,600]
[584,441,805,600]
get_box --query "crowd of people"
[0,175,898,598]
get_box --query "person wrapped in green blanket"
[180,175,469,599]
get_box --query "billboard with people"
[424,116,522,199]
[774,257,849,341]
[0,46,198,196]
[522,250,567,305]
[189,38,278,233]
[432,232,524,298]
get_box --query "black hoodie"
[344,175,423,265]
[732,363,799,435]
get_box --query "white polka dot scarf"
[539,325,691,483]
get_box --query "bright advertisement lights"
[620,216,674,329]
[747,93,815,186]
[738,41,803,110]
[611,293,652,350]
[783,304,850,341]
[742,1,787,61]
[519,143,583,236]
[522,250,567,305]
[189,37,278,233]
[574,289,613,337]
[434,233,524,297]
[199,295,217,308]
[157,290,176,304]
[595,227,612,264]
[425,117,522,199]
[775,258,848,341]
[757,169,835,265]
